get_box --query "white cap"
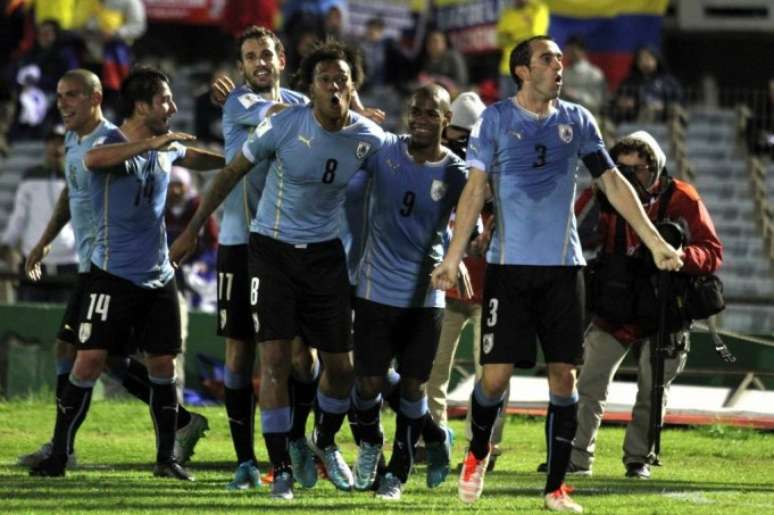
[623,130,666,173]
[170,166,192,189]
[450,92,486,131]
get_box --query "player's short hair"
[509,35,554,88]
[60,68,102,96]
[413,83,451,113]
[119,66,170,119]
[293,39,365,94]
[235,25,284,61]
[609,138,659,172]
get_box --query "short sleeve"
[466,107,497,173]
[242,112,282,164]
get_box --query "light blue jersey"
[340,168,371,285]
[89,129,186,288]
[467,98,607,266]
[356,134,467,308]
[220,85,308,245]
[63,119,118,272]
[243,105,386,244]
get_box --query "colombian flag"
[547,0,669,91]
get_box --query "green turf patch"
[1,400,773,513]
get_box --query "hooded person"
[443,91,486,159]
[558,130,723,480]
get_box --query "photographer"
[569,131,723,479]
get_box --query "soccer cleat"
[625,462,651,479]
[426,427,454,488]
[29,454,68,477]
[536,461,592,476]
[458,448,490,504]
[374,472,402,500]
[18,442,78,468]
[270,470,294,500]
[308,435,353,491]
[174,413,209,464]
[289,437,318,489]
[544,483,583,512]
[153,460,195,481]
[353,441,382,491]
[226,460,262,490]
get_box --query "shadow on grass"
[486,475,774,498]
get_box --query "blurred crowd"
[1,0,693,155]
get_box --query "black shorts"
[216,244,254,342]
[248,233,352,353]
[353,297,443,381]
[58,272,91,345]
[76,267,181,356]
[480,265,585,368]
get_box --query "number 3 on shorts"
[250,277,260,306]
[487,298,498,327]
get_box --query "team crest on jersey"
[482,333,494,355]
[78,322,92,343]
[238,93,260,109]
[219,309,227,330]
[430,179,447,202]
[252,313,260,334]
[558,124,573,143]
[356,142,371,159]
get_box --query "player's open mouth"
[331,94,341,105]
[255,69,270,79]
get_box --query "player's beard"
[246,70,275,94]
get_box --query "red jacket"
[575,178,723,343]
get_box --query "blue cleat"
[271,470,294,500]
[289,437,318,489]
[309,433,353,491]
[226,460,261,490]
[375,472,402,500]
[353,441,382,491]
[426,427,454,488]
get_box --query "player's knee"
[355,376,383,400]
[71,353,106,381]
[225,339,254,373]
[145,354,176,379]
[55,339,76,360]
[548,365,577,397]
[399,377,425,401]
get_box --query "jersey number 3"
[532,144,547,168]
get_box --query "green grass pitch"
[1,399,773,513]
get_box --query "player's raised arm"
[169,152,253,266]
[175,146,225,171]
[84,131,195,170]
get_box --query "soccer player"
[170,41,386,499]
[30,66,224,480]
[214,26,319,490]
[430,36,683,512]
[349,84,466,499]
[22,69,208,473]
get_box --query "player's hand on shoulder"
[153,132,196,150]
[25,243,50,281]
[169,228,198,268]
[360,107,386,125]
[210,74,236,107]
